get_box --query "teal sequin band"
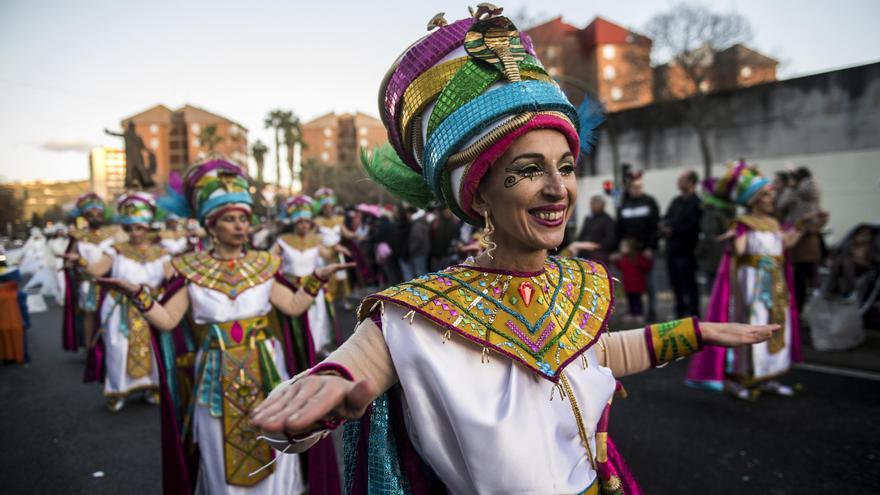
[423,80,579,196]
[343,392,409,494]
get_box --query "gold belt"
[193,315,270,350]
[736,254,783,268]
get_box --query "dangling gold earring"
[482,210,497,260]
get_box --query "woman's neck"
[475,245,547,274]
[213,242,243,260]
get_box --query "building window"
[191,123,201,134]
[229,125,239,136]
[699,80,710,93]
[150,138,160,150]
[610,87,623,101]
[193,137,201,147]
[603,65,616,81]
[548,66,558,77]
[323,128,332,138]
[546,46,557,59]
[602,45,616,60]
[149,124,159,134]
[740,66,753,78]
[359,138,368,148]
[324,139,333,148]
[359,127,368,136]
[320,151,330,162]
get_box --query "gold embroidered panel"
[70,226,117,244]
[314,215,344,229]
[279,233,322,251]
[172,251,280,299]
[112,242,167,263]
[359,257,614,383]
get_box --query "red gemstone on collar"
[519,281,534,307]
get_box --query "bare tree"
[645,3,752,178]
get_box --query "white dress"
[100,246,167,397]
[732,229,793,380]
[77,235,116,311]
[276,236,334,352]
[381,303,614,494]
[188,280,305,495]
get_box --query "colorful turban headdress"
[157,158,253,225]
[284,195,315,224]
[361,6,603,224]
[313,187,338,211]
[73,193,106,217]
[116,192,156,226]
[703,160,772,208]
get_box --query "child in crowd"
[612,237,653,323]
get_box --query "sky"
[1,0,878,184]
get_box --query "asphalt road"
[2,304,879,494]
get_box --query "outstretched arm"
[96,277,190,331]
[270,262,357,316]
[596,318,780,377]
[251,316,396,452]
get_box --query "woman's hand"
[315,262,356,281]
[701,322,781,347]
[96,277,140,296]
[60,252,80,268]
[334,244,353,258]
[251,375,375,436]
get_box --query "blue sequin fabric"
[343,392,410,494]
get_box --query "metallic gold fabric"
[172,250,280,299]
[125,305,153,379]
[645,317,702,366]
[358,256,613,382]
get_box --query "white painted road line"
[793,362,880,382]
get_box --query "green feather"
[360,144,435,208]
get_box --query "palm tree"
[281,113,303,192]
[251,139,269,187]
[264,109,293,186]
[198,124,224,153]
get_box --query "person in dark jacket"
[617,172,660,320]
[429,207,461,271]
[662,170,702,318]
[569,195,615,265]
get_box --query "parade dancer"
[273,195,343,358]
[313,188,356,307]
[63,193,119,352]
[101,159,350,494]
[66,193,168,411]
[252,8,780,494]
[159,214,190,255]
[686,162,803,399]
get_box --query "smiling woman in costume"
[99,159,351,495]
[251,7,779,494]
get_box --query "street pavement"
[2,302,879,494]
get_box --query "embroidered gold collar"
[737,214,780,232]
[172,250,280,299]
[113,242,167,263]
[358,256,614,383]
[279,233,322,251]
[70,226,117,244]
[315,215,344,229]
[159,230,187,240]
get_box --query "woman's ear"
[471,188,489,217]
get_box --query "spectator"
[408,209,431,276]
[430,207,461,271]
[612,238,653,324]
[778,166,829,313]
[662,170,702,318]
[616,171,660,320]
[568,195,615,265]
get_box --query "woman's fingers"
[252,375,357,435]
[342,379,376,418]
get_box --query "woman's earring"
[482,210,497,260]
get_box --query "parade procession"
[1,2,879,494]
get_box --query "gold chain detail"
[559,373,597,471]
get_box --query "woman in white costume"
[100,159,351,495]
[66,192,168,411]
[273,195,345,356]
[252,8,780,495]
